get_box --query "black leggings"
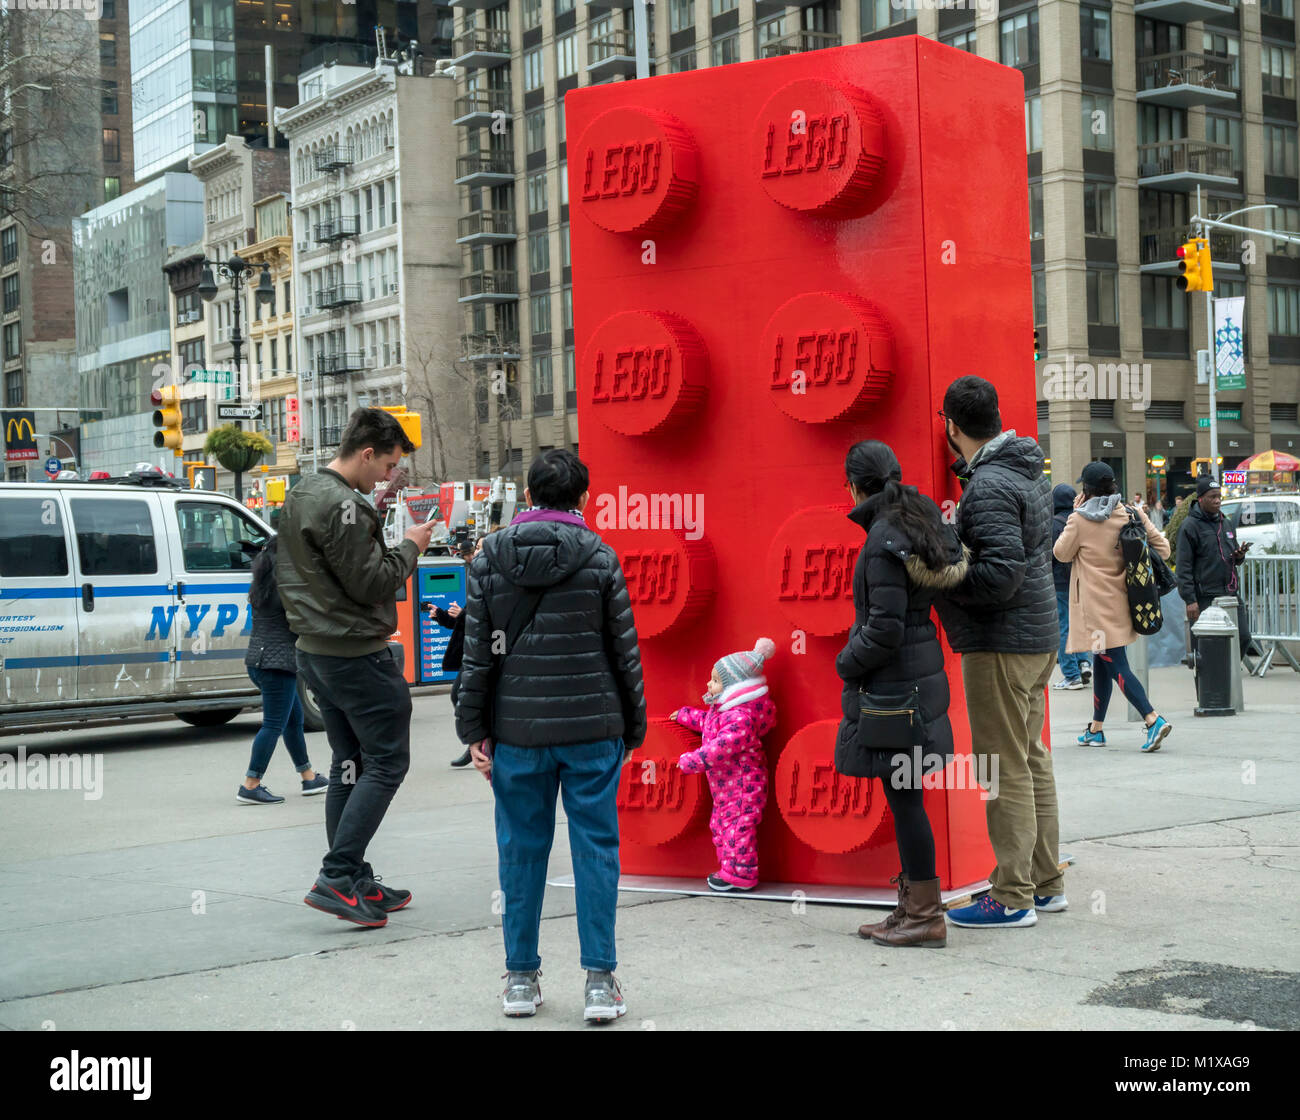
[881,780,936,882]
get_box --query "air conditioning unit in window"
[387,282,398,294]
[206,214,216,224]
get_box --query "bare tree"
[404,330,479,485]
[0,6,103,238]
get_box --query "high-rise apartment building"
[447,1,1300,499]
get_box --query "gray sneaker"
[502,970,542,1017]
[583,970,626,1023]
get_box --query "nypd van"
[0,474,324,734]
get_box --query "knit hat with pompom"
[714,637,776,689]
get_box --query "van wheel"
[298,677,325,732]
[177,708,242,727]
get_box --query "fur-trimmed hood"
[905,545,971,590]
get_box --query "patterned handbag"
[1118,506,1164,636]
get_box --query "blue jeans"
[1055,587,1090,681]
[492,739,624,973]
[246,667,311,779]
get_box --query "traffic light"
[378,405,422,450]
[1176,237,1214,292]
[151,386,183,452]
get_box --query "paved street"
[1,666,1298,1032]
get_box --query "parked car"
[1221,493,1300,551]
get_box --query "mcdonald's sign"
[3,410,38,462]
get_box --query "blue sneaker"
[946,893,1037,929]
[1076,726,1106,746]
[236,784,284,805]
[1142,716,1171,753]
[1033,895,1069,912]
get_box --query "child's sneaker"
[1076,726,1106,746]
[1033,895,1069,912]
[706,873,753,892]
[1142,716,1172,753]
[945,893,1037,929]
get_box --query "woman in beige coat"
[1053,462,1173,753]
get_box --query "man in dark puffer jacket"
[934,376,1064,932]
[457,449,645,1023]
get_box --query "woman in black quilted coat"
[238,536,326,805]
[835,441,968,949]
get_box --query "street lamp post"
[197,255,274,502]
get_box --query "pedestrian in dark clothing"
[457,449,646,1024]
[278,407,436,928]
[934,376,1064,931]
[1176,476,1254,656]
[834,441,968,949]
[1050,483,1091,690]
[238,535,327,805]
[428,538,476,768]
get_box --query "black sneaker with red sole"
[357,876,411,912]
[304,881,388,927]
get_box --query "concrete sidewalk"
[0,665,1297,1030]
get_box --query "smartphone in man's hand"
[404,518,437,552]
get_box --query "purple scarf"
[511,507,589,529]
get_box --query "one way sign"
[218,404,262,421]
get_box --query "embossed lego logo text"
[616,759,690,812]
[622,550,680,604]
[582,140,663,200]
[591,345,673,403]
[761,114,851,178]
[782,759,876,818]
[770,331,858,389]
[777,542,858,601]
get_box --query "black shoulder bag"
[1118,505,1167,636]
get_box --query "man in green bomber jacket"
[277,408,435,928]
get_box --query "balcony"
[1137,139,1237,191]
[455,152,514,187]
[1139,227,1244,274]
[1133,0,1234,24]
[759,30,841,59]
[453,89,512,127]
[315,352,369,376]
[318,425,342,448]
[458,270,519,303]
[313,145,354,173]
[452,29,512,70]
[314,283,363,309]
[314,214,361,242]
[457,209,517,244]
[1137,52,1237,108]
[587,31,637,81]
[450,0,509,10]
[460,332,522,362]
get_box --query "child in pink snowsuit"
[671,637,777,892]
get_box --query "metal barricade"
[1240,555,1300,676]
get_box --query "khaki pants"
[961,650,1063,911]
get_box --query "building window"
[104,176,121,202]
[3,322,21,361]
[1263,45,1296,99]
[1086,269,1118,326]
[102,129,120,162]
[528,231,550,275]
[1206,114,1242,175]
[1029,182,1044,240]
[283,281,291,312]
[1032,270,1047,326]
[523,0,542,31]
[99,33,116,66]
[527,171,548,215]
[559,160,567,206]
[1083,181,1115,237]
[1262,0,1294,17]
[531,292,552,335]
[940,28,976,52]
[861,0,907,33]
[1081,93,1113,151]
[999,10,1038,68]
[1265,205,1300,251]
[712,0,738,14]
[670,48,696,73]
[524,48,544,92]
[101,80,119,115]
[555,0,575,13]
[179,337,204,373]
[711,34,739,67]
[557,33,577,79]
[563,286,573,331]
[1141,275,1188,330]
[670,0,694,33]
[3,275,18,314]
[1025,96,1042,153]
[1203,30,1240,90]
[561,223,570,269]
[1080,7,1111,62]
[1,227,17,265]
[1266,124,1298,177]
[1269,284,1300,335]
[526,108,546,154]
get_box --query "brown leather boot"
[871,877,946,948]
[858,874,908,939]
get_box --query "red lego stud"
[774,720,887,855]
[616,718,709,847]
[600,527,715,639]
[576,106,699,235]
[767,505,861,636]
[585,309,708,436]
[762,291,894,423]
[755,78,888,218]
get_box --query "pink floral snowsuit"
[674,692,777,889]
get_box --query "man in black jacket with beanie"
[934,376,1064,931]
[457,449,646,1023]
[1177,476,1253,656]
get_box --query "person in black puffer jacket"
[934,376,1064,932]
[835,441,969,950]
[239,537,326,805]
[456,449,645,1021]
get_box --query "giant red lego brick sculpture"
[566,36,1037,889]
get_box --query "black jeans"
[297,647,412,885]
